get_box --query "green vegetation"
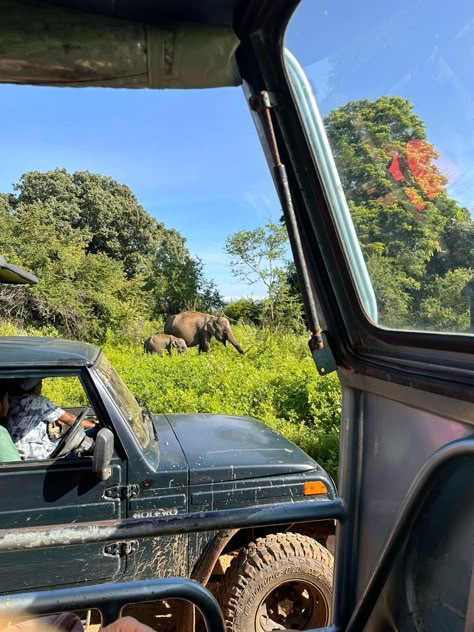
[324,96,474,331]
[0,321,341,480]
[0,169,222,342]
[225,221,303,327]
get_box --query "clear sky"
[0,0,472,297]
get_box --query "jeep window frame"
[0,368,98,465]
[235,4,474,403]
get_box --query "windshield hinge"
[309,332,337,376]
[248,90,278,111]
[104,484,140,500]
[103,540,139,557]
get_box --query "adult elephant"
[165,311,244,354]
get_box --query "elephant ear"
[204,318,216,335]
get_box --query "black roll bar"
[0,578,225,629]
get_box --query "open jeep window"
[42,375,89,411]
[285,0,474,335]
[0,374,95,462]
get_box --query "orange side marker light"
[303,480,327,495]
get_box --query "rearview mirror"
[92,428,114,481]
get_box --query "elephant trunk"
[227,332,244,354]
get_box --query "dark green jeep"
[0,336,335,630]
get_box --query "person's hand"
[101,617,155,632]
[82,419,96,429]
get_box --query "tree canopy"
[225,221,304,330]
[225,221,289,322]
[324,96,473,331]
[0,169,222,340]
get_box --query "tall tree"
[11,169,163,277]
[324,96,474,330]
[0,198,149,341]
[147,229,223,315]
[1,169,222,337]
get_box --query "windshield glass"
[96,353,150,449]
[285,0,474,335]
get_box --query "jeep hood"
[162,413,321,485]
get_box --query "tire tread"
[219,532,333,632]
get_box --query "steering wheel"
[49,407,93,459]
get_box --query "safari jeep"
[0,336,335,630]
[0,0,473,630]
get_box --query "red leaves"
[387,139,447,211]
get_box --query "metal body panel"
[0,336,99,368]
[125,415,189,580]
[189,474,331,509]
[354,391,472,598]
[166,413,322,484]
[0,460,124,592]
[404,460,474,631]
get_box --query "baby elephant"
[144,334,188,356]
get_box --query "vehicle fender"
[191,529,238,585]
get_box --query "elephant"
[164,311,244,354]
[144,334,188,356]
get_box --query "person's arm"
[57,411,95,429]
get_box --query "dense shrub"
[0,321,341,479]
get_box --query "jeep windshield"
[96,353,150,449]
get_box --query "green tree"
[0,199,149,341]
[12,169,163,277]
[324,96,474,329]
[147,229,222,315]
[419,268,473,332]
[225,298,264,325]
[2,169,222,330]
[225,221,289,322]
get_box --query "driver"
[6,378,95,460]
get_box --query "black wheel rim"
[255,579,330,631]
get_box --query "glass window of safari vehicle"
[0,9,285,452]
[95,353,150,450]
[284,0,474,338]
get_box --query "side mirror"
[92,428,114,481]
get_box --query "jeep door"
[90,356,190,582]
[0,372,126,593]
[236,2,474,629]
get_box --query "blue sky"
[0,84,280,298]
[1,0,473,298]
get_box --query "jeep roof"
[0,336,100,368]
